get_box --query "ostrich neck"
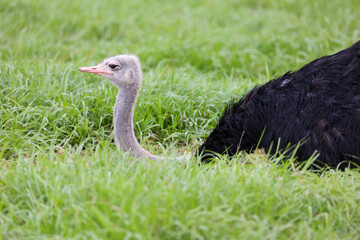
[113,85,163,161]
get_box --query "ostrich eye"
[108,63,120,70]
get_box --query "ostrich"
[79,40,360,169]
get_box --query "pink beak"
[78,66,113,75]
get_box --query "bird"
[79,40,360,169]
[79,55,163,161]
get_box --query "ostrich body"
[80,41,360,168]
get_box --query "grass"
[1,0,360,239]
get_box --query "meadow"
[1,0,360,239]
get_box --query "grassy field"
[1,0,360,239]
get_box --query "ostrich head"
[78,54,190,163]
[79,55,142,89]
[79,54,163,161]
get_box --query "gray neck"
[113,85,163,161]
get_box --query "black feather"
[197,41,360,169]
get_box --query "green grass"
[1,0,360,239]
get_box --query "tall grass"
[1,0,360,239]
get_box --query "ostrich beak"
[78,66,113,75]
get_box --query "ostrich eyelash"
[108,63,120,70]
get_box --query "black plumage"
[198,41,360,169]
